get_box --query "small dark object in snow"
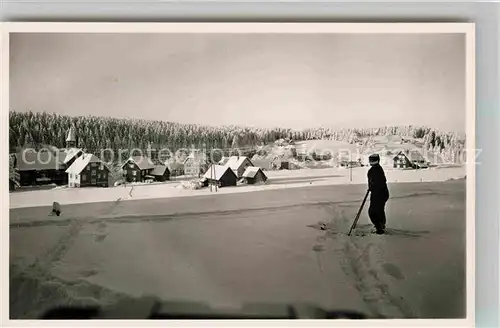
[52,202,61,216]
[320,223,327,230]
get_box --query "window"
[91,170,96,177]
[129,163,135,168]
[81,174,86,181]
[86,166,90,171]
[91,163,98,168]
[99,164,104,170]
[132,171,137,176]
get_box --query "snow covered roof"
[218,157,230,165]
[242,166,265,179]
[65,153,103,175]
[225,156,253,171]
[124,156,155,170]
[150,165,169,176]
[15,149,64,171]
[62,148,83,164]
[203,165,234,180]
[394,150,426,162]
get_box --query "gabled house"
[66,153,110,188]
[14,148,67,186]
[242,166,268,184]
[393,150,429,169]
[122,156,156,183]
[146,165,171,182]
[224,156,254,178]
[203,165,238,187]
[61,147,84,168]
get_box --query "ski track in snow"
[11,181,462,319]
[310,205,418,319]
[10,196,130,318]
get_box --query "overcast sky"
[10,33,465,132]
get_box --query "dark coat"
[367,164,389,202]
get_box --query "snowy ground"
[10,180,465,319]
[9,165,465,209]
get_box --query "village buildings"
[242,166,268,184]
[66,153,110,188]
[203,164,238,187]
[393,150,429,169]
[122,155,170,183]
[147,165,171,182]
[14,148,67,186]
[225,156,254,178]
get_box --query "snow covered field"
[9,165,465,209]
[9,180,466,319]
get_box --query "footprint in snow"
[381,263,405,280]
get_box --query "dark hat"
[368,154,380,164]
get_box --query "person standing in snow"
[367,154,389,234]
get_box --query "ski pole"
[348,190,370,236]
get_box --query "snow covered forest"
[9,111,465,158]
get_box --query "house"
[122,156,156,182]
[242,166,268,184]
[66,153,110,188]
[297,152,313,162]
[184,153,207,177]
[279,161,292,170]
[14,148,67,186]
[147,165,171,182]
[52,126,83,168]
[393,150,429,169]
[338,159,364,168]
[203,165,238,187]
[61,147,84,168]
[224,156,254,178]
